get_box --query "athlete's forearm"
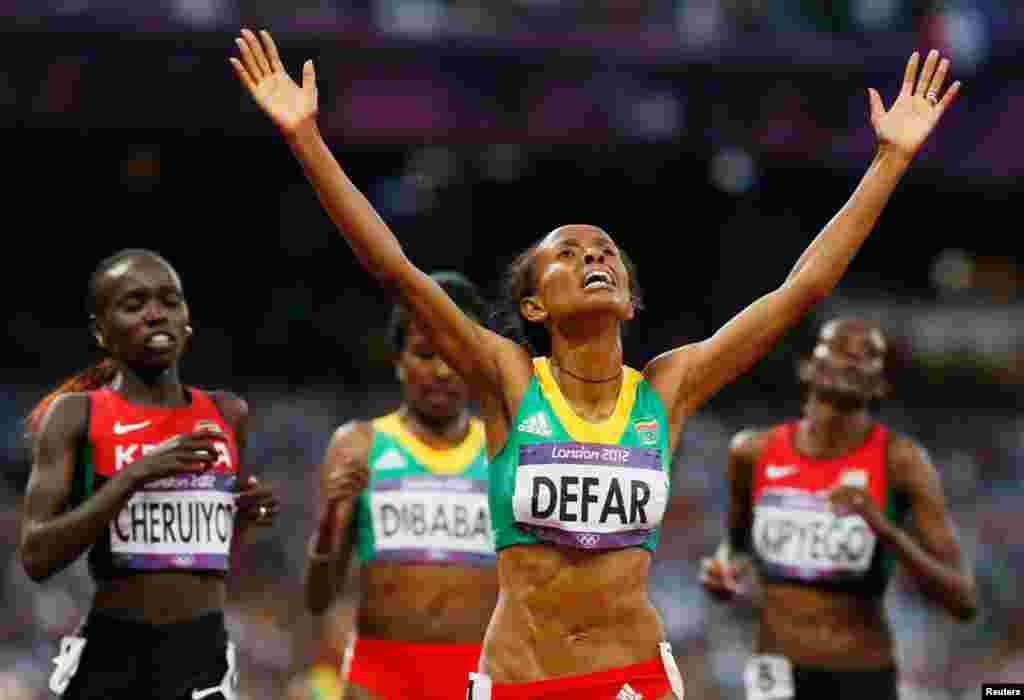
[285,125,407,286]
[785,148,909,293]
[303,502,357,614]
[20,469,139,582]
[882,526,977,621]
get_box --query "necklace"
[552,360,623,384]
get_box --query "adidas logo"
[373,448,407,471]
[617,683,643,700]
[518,412,553,437]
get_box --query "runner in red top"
[19,249,279,700]
[701,319,978,700]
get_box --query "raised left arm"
[831,437,978,621]
[646,51,960,441]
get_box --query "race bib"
[512,442,668,549]
[369,476,493,561]
[111,473,236,571]
[744,655,794,700]
[753,489,876,582]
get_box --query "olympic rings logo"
[576,534,601,547]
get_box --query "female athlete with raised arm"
[231,32,959,699]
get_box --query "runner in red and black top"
[701,319,978,700]
[19,249,279,700]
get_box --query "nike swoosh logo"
[191,688,220,700]
[765,465,798,479]
[113,420,152,435]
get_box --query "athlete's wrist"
[320,497,357,529]
[285,122,324,160]
[872,145,913,178]
[113,461,148,494]
[307,533,338,563]
[874,517,902,547]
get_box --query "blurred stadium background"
[2,0,1023,698]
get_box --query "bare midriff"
[481,544,664,681]
[358,562,499,643]
[93,572,225,625]
[758,581,896,669]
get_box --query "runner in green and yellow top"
[489,357,671,554]
[303,272,498,700]
[233,29,961,700]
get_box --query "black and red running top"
[72,387,240,580]
[750,421,909,596]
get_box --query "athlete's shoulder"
[329,419,375,452]
[319,420,373,479]
[729,426,776,463]
[368,411,401,431]
[34,393,90,445]
[885,431,935,486]
[203,389,249,422]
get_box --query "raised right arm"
[230,29,525,397]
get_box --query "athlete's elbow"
[784,276,831,308]
[364,248,412,288]
[367,264,401,292]
[951,583,979,622]
[18,540,55,583]
[951,602,978,622]
[305,590,331,616]
[303,578,336,616]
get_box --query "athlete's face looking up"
[522,225,634,328]
[398,318,470,423]
[92,255,190,371]
[801,319,887,404]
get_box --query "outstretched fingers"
[900,51,920,97]
[241,29,272,77]
[235,36,263,83]
[914,49,940,97]
[936,80,962,117]
[229,57,255,92]
[259,30,285,73]
[303,60,317,104]
[867,87,885,127]
[927,57,951,99]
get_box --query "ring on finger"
[926,91,938,105]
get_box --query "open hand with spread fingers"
[230,29,317,135]
[870,49,961,162]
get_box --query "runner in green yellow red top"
[490,358,670,552]
[354,411,492,563]
[236,29,961,700]
[302,272,498,700]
